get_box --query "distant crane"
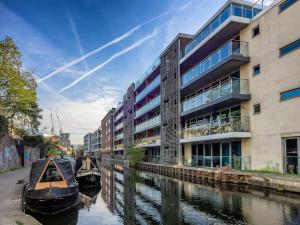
[56,111,63,136]
[50,109,55,135]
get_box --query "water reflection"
[36,163,300,225]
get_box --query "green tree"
[0,36,42,136]
[127,145,145,167]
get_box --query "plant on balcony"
[127,145,145,167]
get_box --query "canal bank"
[0,167,41,225]
[136,162,300,194]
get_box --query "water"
[35,164,300,225]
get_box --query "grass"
[16,220,24,225]
[242,169,300,177]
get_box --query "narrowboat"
[23,158,80,215]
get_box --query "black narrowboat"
[23,158,80,215]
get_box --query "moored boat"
[23,158,80,215]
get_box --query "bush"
[127,145,145,167]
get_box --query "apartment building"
[108,0,300,174]
[101,108,115,158]
[83,132,92,155]
[91,127,101,152]
[113,103,124,157]
[134,59,161,162]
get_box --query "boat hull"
[24,185,80,215]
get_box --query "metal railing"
[181,2,265,58]
[135,135,161,147]
[135,95,160,118]
[115,122,124,131]
[182,116,250,139]
[135,75,160,103]
[182,78,249,112]
[183,156,251,170]
[135,115,161,133]
[181,40,249,86]
[143,155,161,164]
[115,133,124,141]
[115,144,124,150]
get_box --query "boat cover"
[28,158,77,189]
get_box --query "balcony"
[115,144,124,151]
[181,78,250,118]
[115,111,124,122]
[135,115,161,133]
[135,95,160,119]
[115,122,124,131]
[181,2,264,63]
[181,116,251,143]
[181,40,249,95]
[135,75,160,103]
[115,133,124,141]
[135,135,161,147]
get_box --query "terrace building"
[113,103,125,157]
[101,108,116,158]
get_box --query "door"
[285,138,299,174]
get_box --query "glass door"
[285,138,299,174]
[222,143,230,167]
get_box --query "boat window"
[40,161,64,182]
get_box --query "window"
[252,26,260,37]
[280,87,300,100]
[279,0,297,13]
[253,104,261,114]
[253,64,261,76]
[40,161,63,182]
[280,39,300,56]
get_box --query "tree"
[0,36,42,136]
[127,145,145,167]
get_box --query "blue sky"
[0,0,228,144]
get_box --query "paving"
[0,167,41,225]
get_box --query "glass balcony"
[115,133,124,141]
[182,78,249,112]
[115,122,124,131]
[135,135,161,147]
[135,75,160,103]
[181,116,250,139]
[115,144,124,150]
[181,40,248,86]
[135,57,161,88]
[182,2,263,58]
[135,115,161,133]
[135,95,160,118]
[115,111,124,122]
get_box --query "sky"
[0,0,229,144]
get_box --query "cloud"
[59,29,158,93]
[67,12,90,71]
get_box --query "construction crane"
[50,109,55,135]
[56,111,63,136]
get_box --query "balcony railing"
[135,95,160,118]
[182,2,263,58]
[115,133,124,141]
[143,155,161,164]
[182,116,250,139]
[135,75,160,103]
[182,78,249,112]
[135,57,161,88]
[115,122,124,131]
[115,144,124,150]
[135,135,160,147]
[135,115,161,133]
[115,111,124,122]
[181,40,249,86]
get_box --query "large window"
[280,87,300,100]
[279,0,297,13]
[280,39,300,56]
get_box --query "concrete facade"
[101,108,116,157]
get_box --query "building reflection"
[99,163,300,225]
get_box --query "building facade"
[113,103,124,157]
[101,108,116,158]
[83,132,92,155]
[107,0,300,174]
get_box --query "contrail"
[37,2,191,83]
[59,30,157,93]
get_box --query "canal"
[35,163,300,225]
